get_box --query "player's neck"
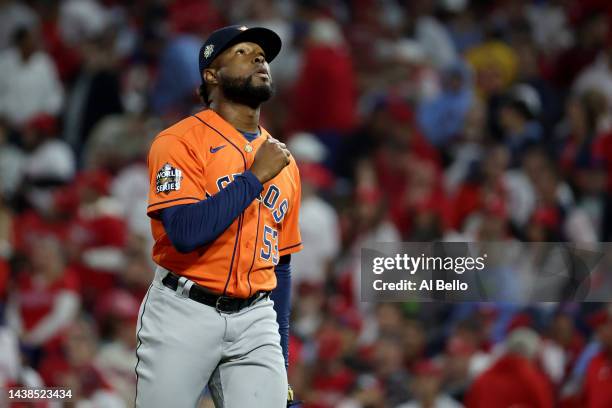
[211,101,260,133]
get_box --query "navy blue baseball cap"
[198,25,282,75]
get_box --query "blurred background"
[0,0,612,407]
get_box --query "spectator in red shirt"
[451,144,510,231]
[288,17,357,168]
[0,259,7,303]
[593,128,612,193]
[12,207,71,258]
[583,307,612,408]
[120,242,154,302]
[310,320,357,408]
[61,170,128,306]
[371,98,443,236]
[289,18,357,135]
[7,235,80,354]
[94,290,140,405]
[466,328,554,408]
[38,319,123,406]
[557,91,606,180]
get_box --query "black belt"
[161,272,270,313]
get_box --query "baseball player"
[136,25,302,408]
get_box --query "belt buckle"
[215,296,234,313]
[176,276,193,298]
[251,291,267,306]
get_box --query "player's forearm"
[271,255,291,369]
[161,170,263,253]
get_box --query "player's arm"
[271,255,302,407]
[160,171,262,253]
[272,166,302,406]
[271,162,302,367]
[271,254,292,368]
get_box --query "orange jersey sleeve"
[278,163,302,256]
[147,133,206,218]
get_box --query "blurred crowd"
[1,0,612,407]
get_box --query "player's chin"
[252,80,274,95]
[245,76,275,101]
[252,74,272,86]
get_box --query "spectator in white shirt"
[22,114,75,185]
[288,133,340,287]
[0,0,38,50]
[574,46,612,119]
[396,360,464,408]
[0,26,64,128]
[291,162,340,287]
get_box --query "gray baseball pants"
[134,266,287,408]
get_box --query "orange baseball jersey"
[147,109,302,298]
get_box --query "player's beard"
[219,72,274,109]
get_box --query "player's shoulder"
[288,154,300,177]
[280,152,301,194]
[152,110,219,145]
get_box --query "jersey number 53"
[260,225,279,265]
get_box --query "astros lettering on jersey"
[147,109,302,298]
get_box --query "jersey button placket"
[244,143,256,168]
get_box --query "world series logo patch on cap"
[204,44,214,59]
[156,163,183,194]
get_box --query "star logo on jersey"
[155,163,183,195]
[203,44,214,59]
[210,145,226,153]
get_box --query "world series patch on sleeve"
[155,163,183,194]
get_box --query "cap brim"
[225,27,282,63]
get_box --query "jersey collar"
[195,109,269,148]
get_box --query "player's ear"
[203,69,218,86]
